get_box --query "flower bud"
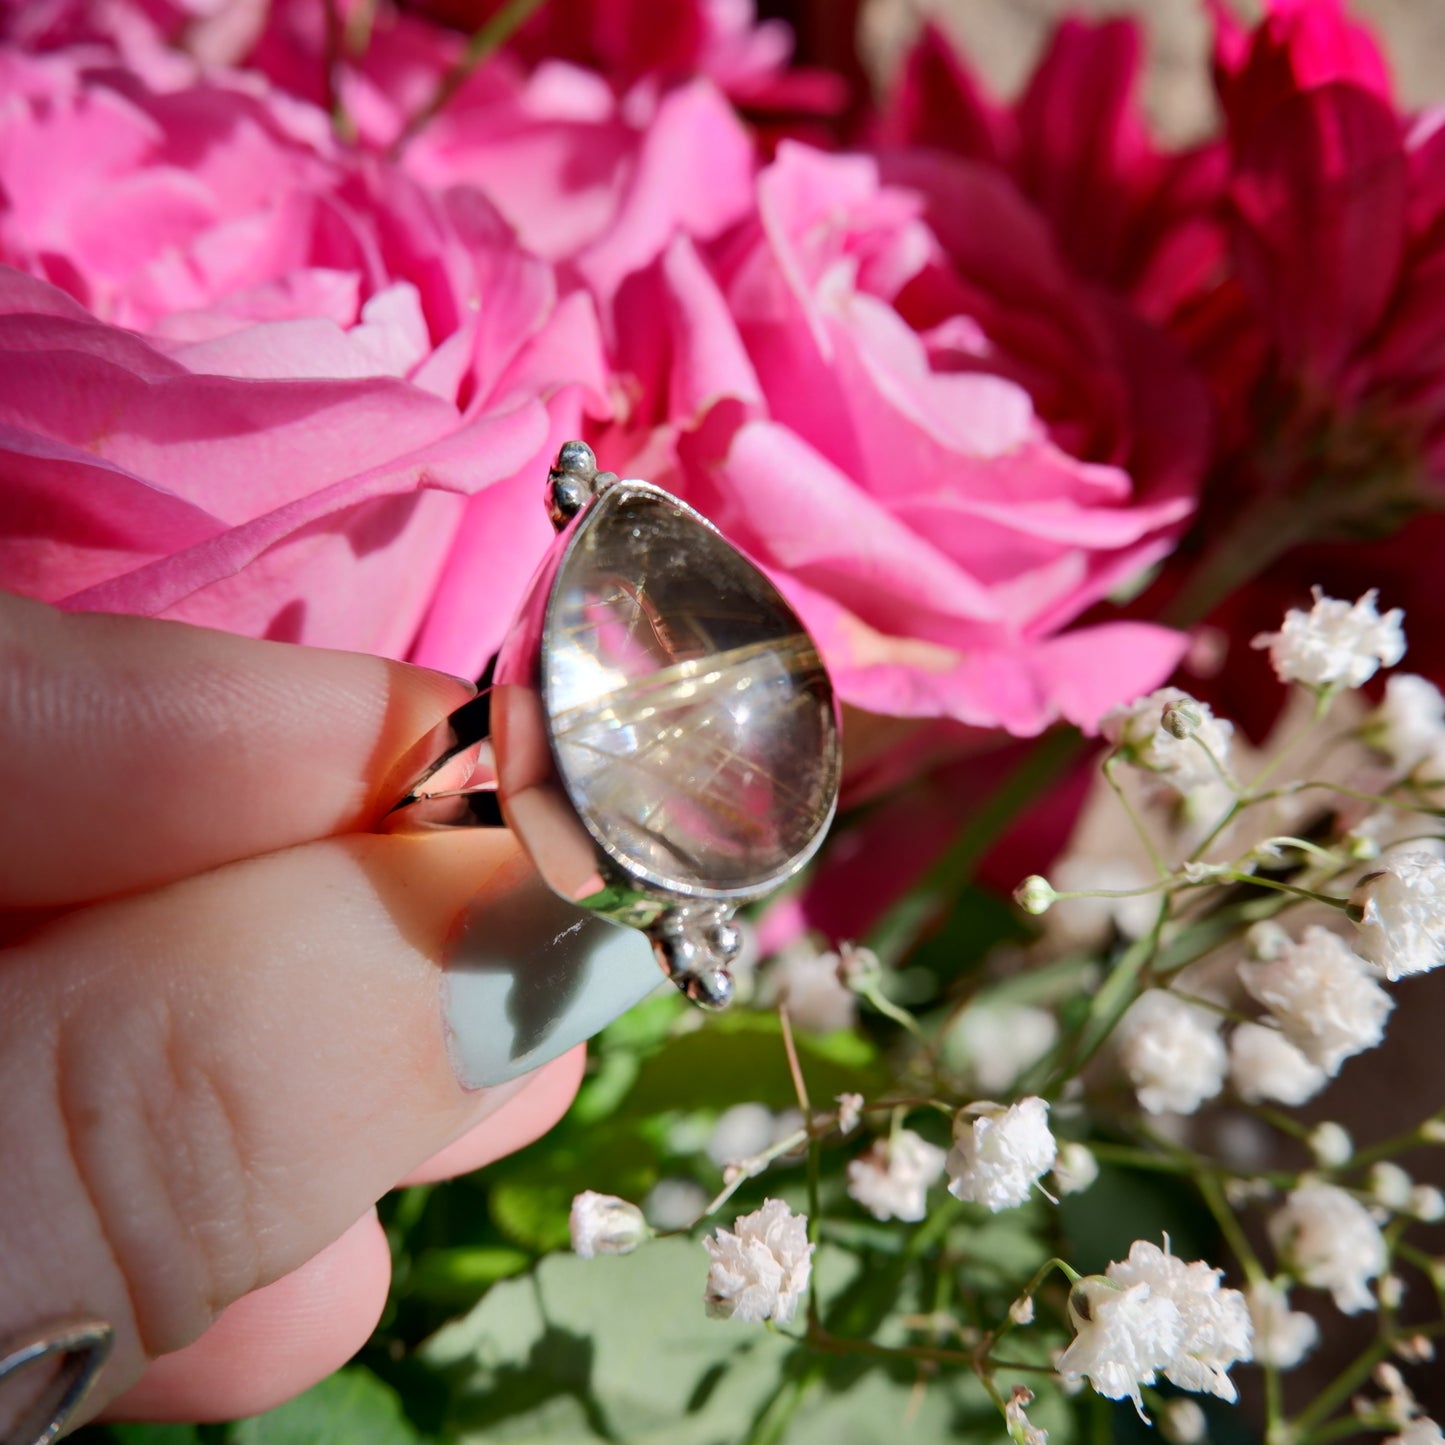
[1161,1399,1208,1445]
[568,1191,650,1259]
[1308,1121,1353,1168]
[1369,1161,1414,1211]
[1052,1141,1100,1196]
[1161,698,1204,740]
[1410,1185,1445,1222]
[1014,874,1057,916]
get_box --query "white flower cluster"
[1253,587,1405,690]
[1246,1280,1319,1369]
[1058,1239,1253,1413]
[945,1002,1059,1094]
[1268,1180,1387,1314]
[946,1097,1057,1211]
[1239,925,1393,1072]
[1228,1022,1326,1105]
[1367,672,1445,772]
[1351,851,1445,979]
[763,940,857,1033]
[703,1198,814,1324]
[1115,990,1226,1115]
[1113,917,1409,1115]
[846,1128,947,1223]
[1101,686,1235,809]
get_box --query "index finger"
[0,592,470,907]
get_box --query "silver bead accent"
[649,906,740,1010]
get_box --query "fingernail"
[443,860,662,1089]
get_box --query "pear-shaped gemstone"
[543,484,838,895]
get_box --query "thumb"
[0,599,660,1428]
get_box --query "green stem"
[1291,1321,1445,1437]
[1214,872,1351,909]
[390,0,548,153]
[1103,754,1170,878]
[867,729,1085,966]
[1196,1171,1266,1288]
[1163,492,1313,629]
[1042,905,1164,1093]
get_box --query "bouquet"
[3,0,1443,1439]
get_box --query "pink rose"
[0,45,605,657]
[587,142,1201,739]
[228,3,764,331]
[411,0,839,110]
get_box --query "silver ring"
[0,1319,113,1445]
[384,441,841,1009]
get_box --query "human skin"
[0,591,585,1429]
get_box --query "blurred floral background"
[2,0,1443,1439]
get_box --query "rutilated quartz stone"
[543,484,837,895]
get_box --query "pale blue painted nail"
[443,872,663,1089]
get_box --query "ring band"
[0,1319,113,1445]
[384,442,841,1009]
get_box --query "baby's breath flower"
[1106,1240,1254,1402]
[1053,1141,1101,1196]
[702,1198,813,1324]
[1252,588,1405,691]
[1246,1281,1319,1370]
[1161,1399,1209,1445]
[946,1097,1057,1211]
[1308,1121,1354,1168]
[1057,1276,1183,1417]
[1239,926,1392,1072]
[1115,990,1227,1116]
[569,1192,649,1259]
[1410,1185,1445,1222]
[1009,1295,1036,1325]
[1351,852,1445,980]
[1269,1181,1387,1314]
[846,1128,947,1223]
[1370,1162,1415,1212]
[946,1002,1059,1094]
[707,1102,781,1168]
[642,1179,708,1231]
[1366,673,1445,769]
[835,1092,864,1134]
[1395,1334,1436,1364]
[1101,687,1235,797]
[1005,1386,1048,1445]
[1228,1021,1328,1105]
[765,942,857,1032]
[1387,1421,1445,1445]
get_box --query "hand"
[0,593,584,1430]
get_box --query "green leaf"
[1061,1161,1214,1278]
[622,1014,884,1118]
[230,1368,423,1445]
[486,1123,658,1252]
[770,1360,994,1445]
[87,1427,206,1445]
[489,1175,576,1254]
[407,1245,532,1303]
[427,1239,802,1444]
[568,1046,640,1125]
